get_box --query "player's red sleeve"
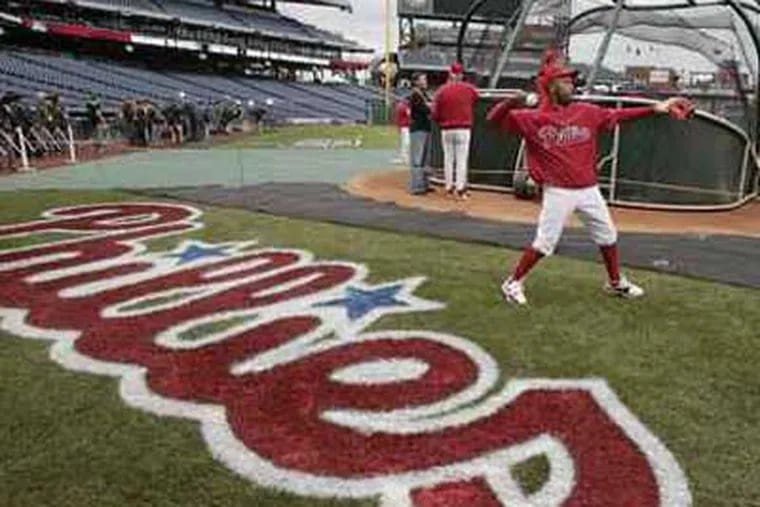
[598,105,656,131]
[487,98,524,133]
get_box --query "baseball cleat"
[500,277,527,306]
[604,276,645,299]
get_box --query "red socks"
[599,244,621,285]
[512,245,620,285]
[512,247,544,282]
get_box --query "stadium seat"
[0,49,386,123]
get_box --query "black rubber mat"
[135,183,760,290]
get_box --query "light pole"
[384,0,393,122]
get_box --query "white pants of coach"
[441,128,471,191]
[532,185,617,256]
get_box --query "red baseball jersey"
[431,81,480,130]
[488,101,655,188]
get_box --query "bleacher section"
[0,51,383,123]
[400,46,539,80]
[400,21,562,81]
[56,0,359,48]
[81,0,162,14]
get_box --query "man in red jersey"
[395,99,411,165]
[432,62,480,199]
[488,53,693,306]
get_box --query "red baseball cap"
[541,48,564,68]
[541,64,578,83]
[536,63,579,109]
[450,62,464,75]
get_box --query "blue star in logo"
[167,243,230,264]
[315,284,409,321]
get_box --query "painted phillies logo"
[0,203,691,506]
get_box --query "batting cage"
[416,0,760,210]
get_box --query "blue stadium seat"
[0,50,376,123]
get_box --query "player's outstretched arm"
[653,97,695,119]
[600,96,694,130]
[486,91,536,132]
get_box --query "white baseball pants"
[532,185,617,256]
[441,128,471,191]
[399,127,410,165]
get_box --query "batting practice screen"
[426,94,759,209]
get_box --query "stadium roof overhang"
[276,0,353,13]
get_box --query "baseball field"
[0,129,758,506]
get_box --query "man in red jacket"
[487,55,693,306]
[432,62,480,199]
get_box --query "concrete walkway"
[0,149,397,190]
[2,147,757,289]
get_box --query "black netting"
[568,2,758,139]
[416,0,759,208]
[400,0,574,81]
[570,6,757,72]
[426,96,757,207]
[573,12,735,66]
[614,114,746,205]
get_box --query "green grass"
[1,190,759,506]
[220,124,399,150]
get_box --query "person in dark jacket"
[408,72,431,194]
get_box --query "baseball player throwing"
[488,54,694,306]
